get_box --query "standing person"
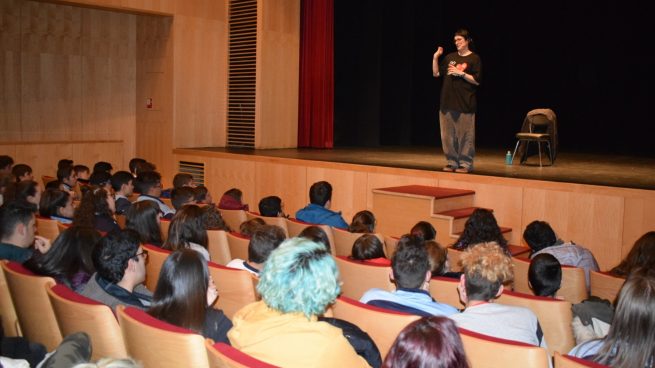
[433,29,482,173]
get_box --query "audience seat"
[559,266,588,304]
[41,175,57,187]
[245,212,289,237]
[335,256,394,300]
[512,256,532,294]
[117,305,210,368]
[47,284,127,360]
[447,247,464,272]
[160,218,171,242]
[284,218,335,251]
[144,244,172,291]
[226,232,250,262]
[56,222,70,234]
[207,262,259,319]
[0,261,21,337]
[429,276,463,309]
[590,271,624,303]
[459,327,550,368]
[331,227,384,257]
[205,340,279,368]
[383,236,399,258]
[330,296,419,359]
[208,230,232,266]
[1,262,62,351]
[553,352,609,368]
[497,290,575,355]
[219,209,248,232]
[35,216,60,242]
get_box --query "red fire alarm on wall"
[146,98,153,109]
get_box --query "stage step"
[372,185,476,214]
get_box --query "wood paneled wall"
[174,148,655,271]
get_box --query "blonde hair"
[460,242,513,284]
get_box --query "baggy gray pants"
[439,109,475,169]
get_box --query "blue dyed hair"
[257,237,340,319]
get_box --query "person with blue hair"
[228,237,369,367]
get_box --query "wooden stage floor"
[189,146,655,190]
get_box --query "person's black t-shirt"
[439,52,482,113]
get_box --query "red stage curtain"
[298,0,334,148]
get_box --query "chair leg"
[512,140,521,164]
[546,142,553,165]
[537,141,543,167]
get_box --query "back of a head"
[171,187,197,210]
[11,164,32,182]
[349,210,376,233]
[309,181,332,206]
[73,165,90,178]
[258,195,282,217]
[223,188,242,201]
[456,209,507,249]
[57,165,74,182]
[93,161,113,174]
[392,235,430,289]
[74,188,112,227]
[528,253,562,297]
[3,180,39,206]
[89,171,112,187]
[129,158,146,174]
[248,225,286,264]
[39,189,70,218]
[383,316,470,368]
[165,205,208,250]
[460,242,514,302]
[125,201,163,246]
[110,171,133,192]
[239,217,265,237]
[410,221,437,241]
[28,226,100,277]
[134,161,156,176]
[201,204,230,231]
[93,229,141,283]
[0,202,34,241]
[611,231,655,277]
[299,225,330,253]
[57,159,73,171]
[135,171,161,194]
[351,234,385,261]
[523,220,557,253]
[172,173,194,189]
[258,237,339,318]
[0,155,14,172]
[425,241,448,276]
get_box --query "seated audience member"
[296,181,348,229]
[348,210,376,233]
[92,161,113,175]
[148,249,232,343]
[410,221,437,241]
[450,242,547,348]
[25,226,100,292]
[218,188,249,211]
[201,204,230,231]
[0,202,51,262]
[125,201,163,247]
[360,235,458,317]
[239,217,265,237]
[569,268,654,367]
[11,164,33,182]
[171,187,197,210]
[57,165,79,200]
[299,225,331,253]
[194,186,213,205]
[89,170,112,190]
[528,253,562,297]
[609,231,655,278]
[3,180,42,210]
[129,157,146,178]
[161,173,195,198]
[0,173,13,206]
[110,171,135,215]
[258,195,285,217]
[81,229,152,312]
[523,220,599,290]
[57,158,73,171]
[383,316,470,368]
[74,188,120,234]
[73,165,91,185]
[228,238,370,367]
[163,205,210,261]
[425,240,460,279]
[39,189,75,224]
[351,234,389,265]
[134,161,156,178]
[452,209,509,253]
[227,225,286,276]
[0,155,14,174]
[134,171,174,217]
[45,178,61,190]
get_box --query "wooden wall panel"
[207,157,256,207]
[255,162,307,216]
[622,197,655,261]
[306,167,368,224]
[72,141,124,170]
[14,143,73,179]
[0,0,22,141]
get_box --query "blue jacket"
[295,204,348,229]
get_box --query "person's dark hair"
[93,229,141,283]
[135,161,156,175]
[163,205,208,252]
[3,180,39,207]
[73,165,89,177]
[74,188,113,228]
[309,181,332,206]
[172,173,194,189]
[299,225,331,253]
[411,221,437,241]
[171,187,197,210]
[57,159,73,171]
[93,161,113,174]
[223,188,242,202]
[425,241,448,277]
[351,234,386,261]
[125,201,163,247]
[129,158,146,175]
[24,226,100,286]
[239,218,265,237]
[610,231,655,278]
[11,164,32,182]
[201,205,230,231]
[0,202,34,240]
[0,155,14,171]
[590,268,655,368]
[194,186,209,203]
[348,210,376,233]
[258,196,282,217]
[89,171,111,187]
[248,225,286,263]
[135,171,162,194]
[148,249,210,333]
[454,28,474,51]
[383,316,470,368]
[0,173,13,193]
[57,165,74,182]
[454,209,508,251]
[110,171,133,192]
[523,220,558,253]
[392,235,430,289]
[45,179,60,190]
[39,189,70,218]
[528,254,562,297]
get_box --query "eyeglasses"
[133,249,149,260]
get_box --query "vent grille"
[178,161,205,187]
[227,0,257,148]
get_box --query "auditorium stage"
[183,146,655,190]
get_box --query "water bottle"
[505,150,512,165]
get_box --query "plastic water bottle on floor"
[505,150,513,165]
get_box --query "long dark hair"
[126,201,163,246]
[148,249,209,333]
[453,209,508,251]
[163,205,208,251]
[39,189,70,218]
[24,226,100,285]
[610,231,655,278]
[348,210,376,233]
[383,316,470,368]
[74,187,113,227]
